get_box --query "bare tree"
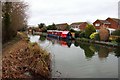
[2,0,29,43]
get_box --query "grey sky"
[25,0,119,26]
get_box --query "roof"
[110,18,120,25]
[70,22,86,26]
[56,23,68,26]
[95,19,110,24]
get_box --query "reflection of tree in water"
[66,40,72,48]
[98,46,109,59]
[39,35,46,41]
[74,41,79,47]
[79,43,95,59]
[114,47,120,57]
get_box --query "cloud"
[25,0,119,26]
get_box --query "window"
[95,23,100,26]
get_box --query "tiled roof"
[111,18,120,24]
[70,22,86,26]
[56,23,68,26]
[97,19,110,24]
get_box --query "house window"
[95,23,100,26]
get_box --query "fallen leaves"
[2,40,51,79]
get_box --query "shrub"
[111,29,120,36]
[79,31,85,38]
[75,31,82,38]
[99,27,110,41]
[70,29,76,32]
[84,24,96,38]
[90,32,100,41]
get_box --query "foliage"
[70,29,76,32]
[99,27,110,41]
[74,41,79,47]
[114,47,120,57]
[2,1,28,44]
[94,33,100,41]
[90,32,100,40]
[84,24,96,38]
[39,35,46,41]
[116,37,120,43]
[47,23,57,30]
[38,23,45,29]
[41,27,47,32]
[79,43,95,59]
[65,25,71,31]
[74,31,82,38]
[90,32,98,39]
[111,29,120,36]
[79,31,85,38]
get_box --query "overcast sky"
[25,0,119,26]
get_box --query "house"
[93,19,110,30]
[106,17,120,29]
[70,22,88,31]
[56,23,69,31]
[93,18,120,33]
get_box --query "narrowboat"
[47,30,73,40]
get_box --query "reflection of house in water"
[46,37,72,47]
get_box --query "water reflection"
[79,43,95,59]
[79,43,118,60]
[29,35,119,78]
[39,35,120,59]
[114,48,120,57]
[39,34,46,42]
[46,37,72,47]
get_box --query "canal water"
[28,35,119,78]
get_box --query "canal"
[28,35,119,78]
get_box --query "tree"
[99,27,110,41]
[38,23,45,29]
[2,1,28,44]
[47,23,57,30]
[84,24,96,38]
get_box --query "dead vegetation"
[2,32,51,79]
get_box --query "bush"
[70,29,76,32]
[79,31,85,38]
[111,29,120,36]
[90,32,100,41]
[99,27,110,41]
[94,33,100,41]
[84,24,96,38]
[116,37,120,43]
[90,32,98,39]
[75,31,82,38]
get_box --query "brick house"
[70,22,88,31]
[93,19,110,30]
[106,17,120,29]
[93,18,120,33]
[56,23,69,31]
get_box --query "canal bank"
[2,32,51,79]
[75,38,120,47]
